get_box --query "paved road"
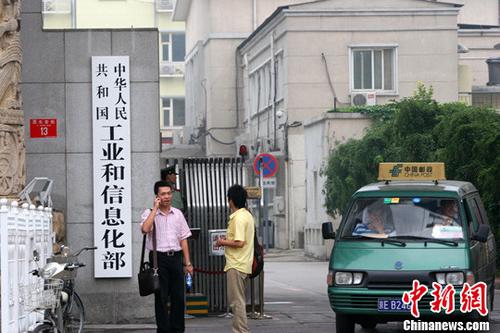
[87,256,500,332]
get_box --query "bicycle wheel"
[30,323,55,333]
[63,292,85,333]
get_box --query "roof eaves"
[237,5,289,51]
[422,0,463,7]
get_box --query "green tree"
[323,86,500,236]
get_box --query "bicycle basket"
[21,278,64,311]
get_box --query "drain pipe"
[253,0,257,30]
[271,32,277,150]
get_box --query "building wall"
[281,7,459,104]
[303,113,372,259]
[76,0,155,28]
[238,0,459,249]
[184,0,210,52]
[180,0,308,157]
[457,0,499,26]
[459,30,500,86]
[22,2,160,323]
[42,0,187,148]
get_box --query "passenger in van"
[352,203,396,237]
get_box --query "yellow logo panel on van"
[378,163,446,181]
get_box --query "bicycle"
[25,246,97,333]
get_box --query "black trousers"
[150,251,185,333]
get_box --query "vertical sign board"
[92,56,132,277]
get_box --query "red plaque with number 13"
[30,119,57,138]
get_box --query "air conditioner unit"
[156,0,174,11]
[160,62,185,76]
[160,63,176,76]
[351,92,376,106]
[42,0,71,13]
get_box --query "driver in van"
[438,200,459,226]
[353,203,395,236]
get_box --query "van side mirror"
[471,224,490,243]
[322,222,336,239]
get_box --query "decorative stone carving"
[0,0,24,197]
[0,124,24,195]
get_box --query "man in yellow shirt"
[216,185,254,333]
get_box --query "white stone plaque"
[92,56,132,278]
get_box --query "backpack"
[249,229,264,279]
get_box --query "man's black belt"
[157,250,181,256]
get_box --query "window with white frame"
[161,32,186,63]
[248,52,284,116]
[161,97,185,128]
[350,47,396,92]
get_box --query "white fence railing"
[0,199,53,333]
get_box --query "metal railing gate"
[181,158,245,312]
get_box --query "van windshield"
[340,197,464,240]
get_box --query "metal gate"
[181,158,246,312]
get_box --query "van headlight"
[435,272,464,285]
[335,272,363,285]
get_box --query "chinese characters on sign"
[402,280,488,318]
[30,118,57,138]
[378,162,446,181]
[92,56,131,278]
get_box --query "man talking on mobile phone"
[140,181,193,333]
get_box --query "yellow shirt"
[224,208,255,274]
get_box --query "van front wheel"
[336,313,355,333]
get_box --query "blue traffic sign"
[253,153,279,178]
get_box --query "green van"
[322,163,496,332]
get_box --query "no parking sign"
[253,153,279,178]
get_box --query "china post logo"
[389,164,403,177]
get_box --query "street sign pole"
[257,157,262,241]
[252,155,273,320]
[263,188,269,252]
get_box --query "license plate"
[377,298,411,312]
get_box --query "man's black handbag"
[138,225,160,296]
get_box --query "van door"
[465,196,494,284]
[464,197,483,280]
[472,195,496,282]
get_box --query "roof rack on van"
[378,162,446,184]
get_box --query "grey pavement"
[86,249,500,333]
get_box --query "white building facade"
[175,0,500,251]
[176,0,461,249]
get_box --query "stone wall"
[21,1,160,323]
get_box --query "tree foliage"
[323,85,500,235]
